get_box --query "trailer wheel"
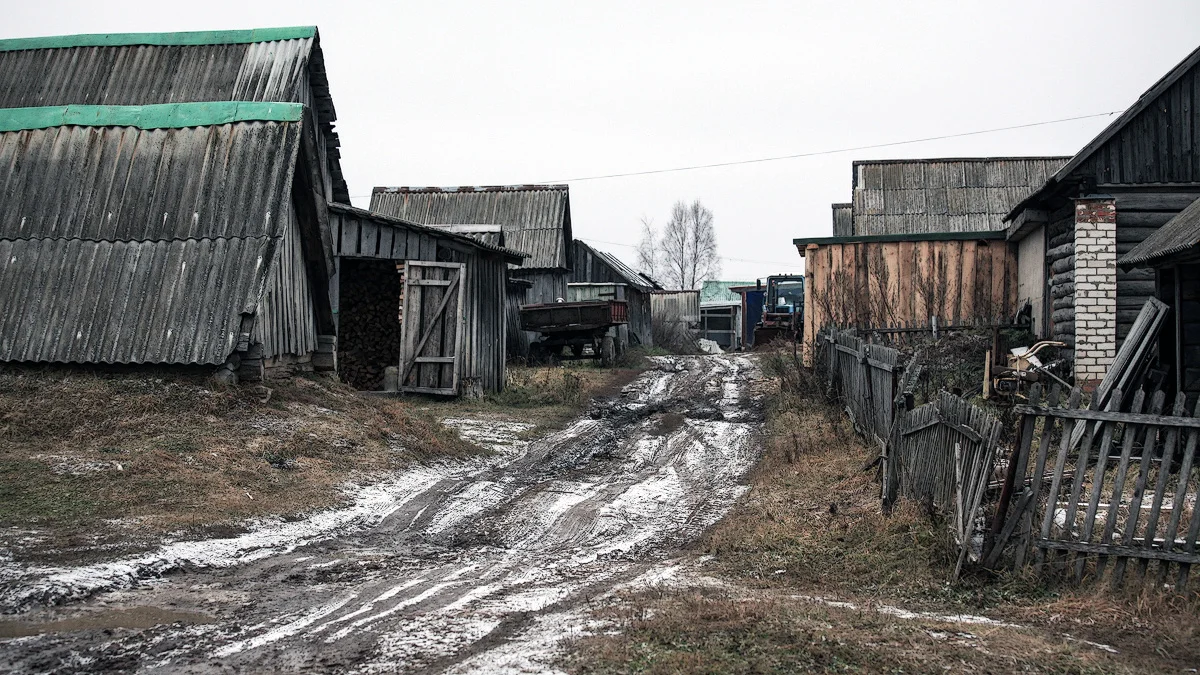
[600,336,615,367]
[529,342,546,366]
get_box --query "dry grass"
[441,362,647,433]
[0,365,474,564]
[567,348,1200,674]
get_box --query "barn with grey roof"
[0,27,521,395]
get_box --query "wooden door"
[399,261,466,395]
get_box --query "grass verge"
[566,349,1200,674]
[0,366,474,564]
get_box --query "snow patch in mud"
[0,466,466,613]
[441,418,535,453]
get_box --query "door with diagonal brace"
[399,261,466,395]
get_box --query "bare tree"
[658,199,720,289]
[635,216,660,281]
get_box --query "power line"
[577,237,804,270]
[537,110,1123,183]
[348,110,1121,198]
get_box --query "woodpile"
[339,260,403,390]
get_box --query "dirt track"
[0,355,764,673]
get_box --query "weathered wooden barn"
[0,27,348,380]
[370,185,573,356]
[568,240,661,347]
[799,157,1067,350]
[1120,198,1200,403]
[1005,44,1200,385]
[329,204,524,395]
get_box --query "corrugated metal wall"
[801,238,1018,348]
[650,291,701,324]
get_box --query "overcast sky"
[6,1,1200,280]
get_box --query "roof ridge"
[373,185,569,193]
[852,156,1073,166]
[0,235,277,244]
[0,102,303,132]
[0,26,316,52]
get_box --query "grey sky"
[6,1,1200,280]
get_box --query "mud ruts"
[0,355,764,674]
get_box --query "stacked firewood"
[339,260,403,390]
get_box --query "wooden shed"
[568,240,661,347]
[330,204,525,396]
[796,231,1019,352]
[369,185,573,357]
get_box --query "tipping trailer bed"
[519,300,628,365]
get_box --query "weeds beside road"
[567,348,1200,674]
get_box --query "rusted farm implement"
[519,300,628,367]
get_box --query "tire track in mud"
[0,354,764,674]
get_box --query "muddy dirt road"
[0,355,764,673]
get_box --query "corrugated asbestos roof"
[574,240,660,291]
[327,202,528,264]
[370,185,571,269]
[850,157,1069,235]
[1119,196,1200,268]
[0,26,348,202]
[0,113,303,365]
[701,280,755,304]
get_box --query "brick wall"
[1073,198,1117,387]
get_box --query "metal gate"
[399,261,466,395]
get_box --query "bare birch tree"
[658,200,720,289]
[635,216,660,281]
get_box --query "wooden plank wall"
[252,201,318,359]
[802,238,1018,350]
[445,249,507,394]
[332,208,509,393]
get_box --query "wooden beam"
[1011,404,1200,429]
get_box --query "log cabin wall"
[800,235,1018,350]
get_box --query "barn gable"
[0,102,321,366]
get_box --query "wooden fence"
[819,327,1002,575]
[987,382,1200,591]
[821,327,900,449]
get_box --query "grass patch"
[567,347,1200,674]
[438,361,651,433]
[0,366,474,564]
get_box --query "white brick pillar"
[1073,197,1117,388]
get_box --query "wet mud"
[0,355,764,673]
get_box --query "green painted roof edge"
[793,230,1008,246]
[0,102,304,132]
[0,26,316,52]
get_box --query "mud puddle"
[0,606,212,638]
[0,354,764,673]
